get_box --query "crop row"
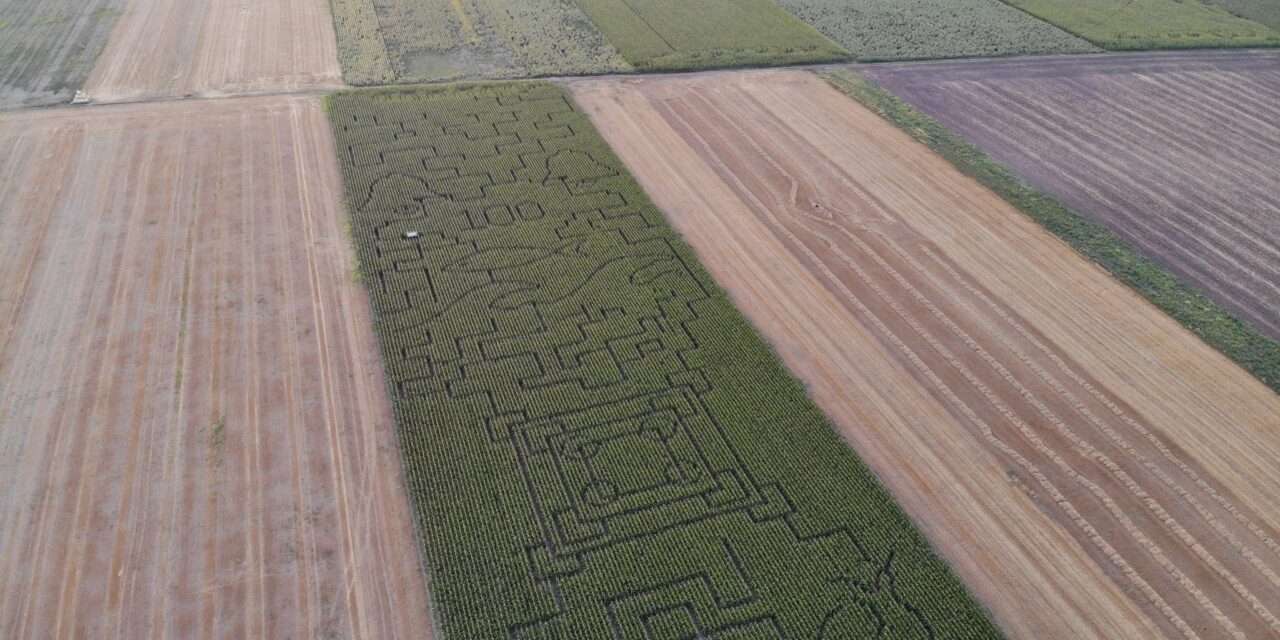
[774,0,1098,60]
[999,0,1280,49]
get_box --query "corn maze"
[325,81,1002,639]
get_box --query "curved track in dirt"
[571,69,1280,639]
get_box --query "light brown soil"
[0,96,431,639]
[571,69,1280,640]
[861,50,1280,342]
[82,0,344,103]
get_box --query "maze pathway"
[0,96,430,639]
[325,82,1000,639]
[571,69,1280,639]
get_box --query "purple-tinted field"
[862,50,1280,341]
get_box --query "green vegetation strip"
[773,0,1098,61]
[997,0,1280,49]
[820,69,1280,394]
[573,0,849,71]
[1199,0,1280,31]
[326,81,1002,639]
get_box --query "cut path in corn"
[570,69,1280,640]
[0,95,431,640]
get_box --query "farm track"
[860,50,1280,342]
[0,96,431,640]
[81,0,344,104]
[571,69,1280,639]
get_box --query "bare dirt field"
[82,0,344,103]
[0,96,430,639]
[861,50,1280,342]
[572,69,1280,639]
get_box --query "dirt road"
[861,50,1280,341]
[571,69,1280,639]
[0,96,430,639]
[82,0,344,103]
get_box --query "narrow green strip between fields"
[820,69,1280,395]
[325,80,1002,639]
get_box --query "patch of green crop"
[327,0,631,84]
[327,0,396,84]
[998,0,1280,49]
[32,12,70,26]
[573,0,850,71]
[325,80,1003,639]
[820,69,1280,394]
[1199,0,1280,30]
[775,0,1098,60]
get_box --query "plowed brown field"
[82,0,344,103]
[0,96,430,639]
[571,70,1280,640]
[861,50,1280,342]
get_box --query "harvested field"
[0,0,125,109]
[328,0,630,85]
[773,0,1098,61]
[82,0,344,103]
[571,69,1280,639]
[574,0,848,71]
[861,51,1280,344]
[998,0,1280,49]
[325,82,1000,639]
[0,96,431,639]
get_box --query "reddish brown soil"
[571,69,1280,640]
[82,0,345,103]
[861,50,1280,342]
[0,96,431,639]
